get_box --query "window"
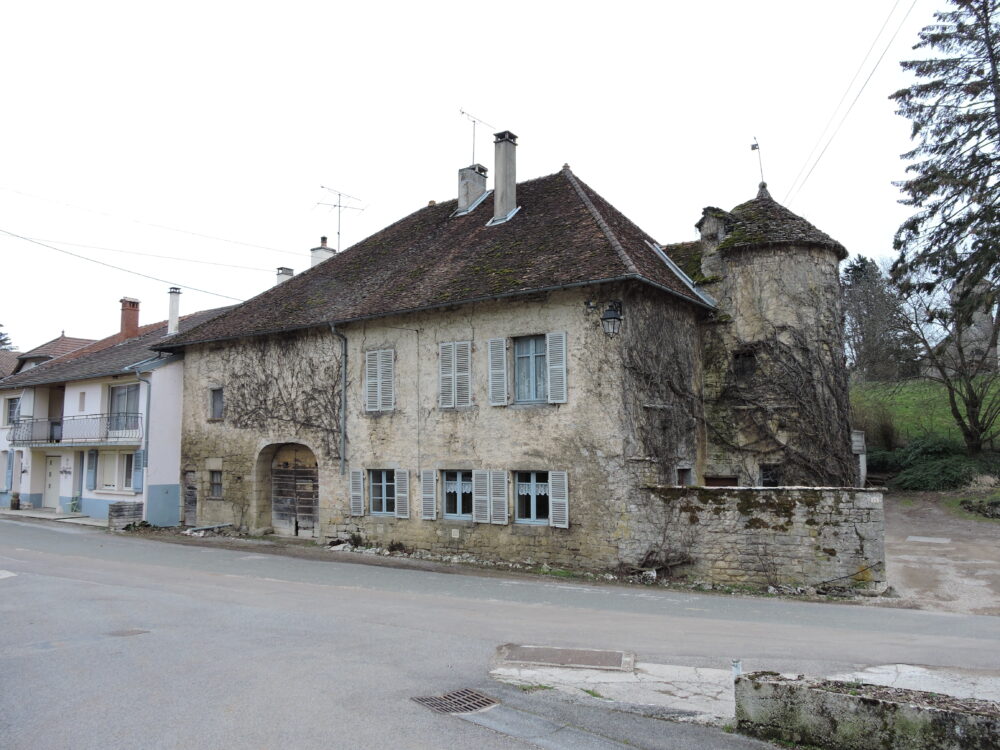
[759,464,782,487]
[209,388,224,420]
[514,336,547,402]
[733,351,757,382]
[516,471,550,524]
[369,469,396,514]
[676,468,692,486]
[78,392,86,413]
[439,342,472,408]
[705,475,738,487]
[365,349,395,412]
[443,470,473,519]
[109,384,139,430]
[209,470,223,498]
[98,452,134,491]
[4,397,19,426]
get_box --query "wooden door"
[271,445,318,538]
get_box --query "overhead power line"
[0,228,244,302]
[0,185,303,258]
[30,237,274,272]
[785,0,918,205]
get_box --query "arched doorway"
[270,444,318,538]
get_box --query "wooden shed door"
[271,445,318,538]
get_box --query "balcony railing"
[7,412,143,446]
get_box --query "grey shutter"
[488,338,508,406]
[395,469,409,518]
[2,453,11,492]
[131,450,144,492]
[472,470,490,523]
[546,331,568,404]
[489,470,507,525]
[379,349,394,411]
[86,449,98,491]
[549,470,569,528]
[365,351,379,411]
[420,469,437,520]
[455,341,472,407]
[439,342,455,408]
[349,469,364,516]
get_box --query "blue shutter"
[131,450,144,492]
[394,469,409,519]
[549,471,569,528]
[546,331,568,404]
[472,470,490,523]
[3,452,12,492]
[86,450,98,491]
[350,469,364,516]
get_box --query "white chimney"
[167,287,181,335]
[491,131,518,224]
[311,236,334,267]
[457,164,488,213]
[276,267,294,285]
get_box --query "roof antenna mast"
[317,187,364,252]
[459,108,496,164]
[751,137,765,184]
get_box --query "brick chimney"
[311,236,334,267]
[120,297,140,339]
[491,131,519,224]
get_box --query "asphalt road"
[2,519,998,749]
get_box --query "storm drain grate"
[412,688,498,714]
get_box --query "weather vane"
[317,186,364,252]
[751,137,765,184]
[459,108,496,164]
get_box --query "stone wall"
[735,672,1000,750]
[630,487,884,589]
[108,501,144,531]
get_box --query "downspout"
[129,364,152,507]
[328,323,348,475]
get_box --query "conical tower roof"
[717,183,846,259]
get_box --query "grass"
[851,380,964,444]
[944,495,1000,524]
[518,684,554,693]
[581,688,607,699]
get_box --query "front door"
[43,456,61,509]
[271,445,318,538]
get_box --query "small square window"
[733,351,757,382]
[4,397,19,426]
[443,470,473,519]
[759,464,782,487]
[209,388,224,420]
[209,470,223,498]
[515,470,549,524]
[676,468,692,486]
[369,469,396,515]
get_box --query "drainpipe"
[328,323,348,475]
[129,364,152,508]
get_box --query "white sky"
[2,0,938,352]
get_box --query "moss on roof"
[717,183,847,258]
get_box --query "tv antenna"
[459,108,496,164]
[317,186,364,252]
[750,137,765,184]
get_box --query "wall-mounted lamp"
[600,301,623,337]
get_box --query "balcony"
[7,413,143,447]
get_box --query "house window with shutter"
[515,471,549,524]
[369,469,396,514]
[494,332,567,406]
[438,341,472,408]
[97,451,136,492]
[514,336,547,402]
[442,470,473,519]
[365,349,395,412]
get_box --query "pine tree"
[0,325,11,351]
[891,0,1000,311]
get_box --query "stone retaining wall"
[632,487,885,589]
[108,501,144,531]
[735,672,1000,750]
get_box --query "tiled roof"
[0,350,19,378]
[661,240,705,280]
[17,335,97,362]
[158,168,710,351]
[717,183,847,258]
[0,307,231,389]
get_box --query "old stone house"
[156,132,859,575]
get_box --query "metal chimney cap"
[493,131,518,144]
[168,287,181,294]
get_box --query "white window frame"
[492,332,567,407]
[109,383,140,432]
[3,396,20,427]
[514,335,547,403]
[369,469,396,515]
[97,451,135,492]
[442,470,473,519]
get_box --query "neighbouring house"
[0,292,228,524]
[10,333,97,375]
[0,350,20,379]
[154,132,863,577]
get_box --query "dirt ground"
[880,490,1000,616]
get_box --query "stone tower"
[694,183,854,486]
